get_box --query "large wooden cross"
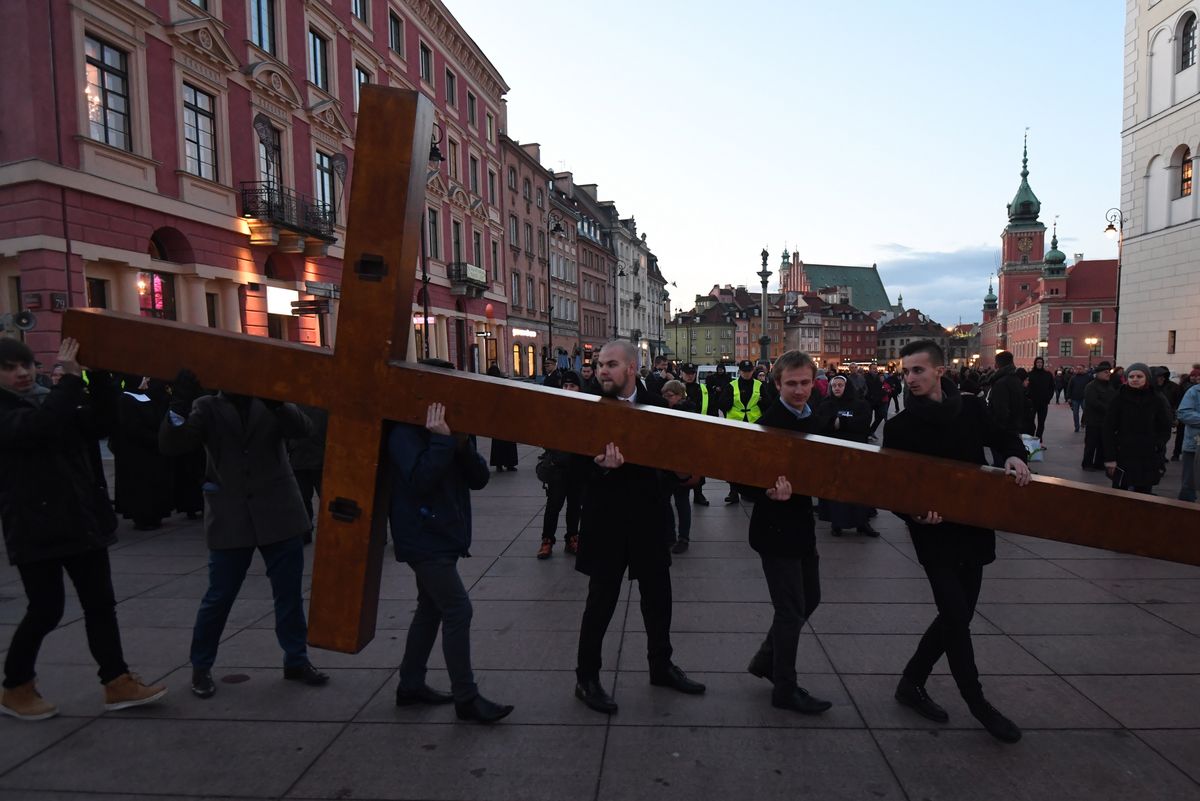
[64,87,1200,654]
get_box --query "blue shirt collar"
[779,398,811,420]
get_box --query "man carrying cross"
[573,340,705,714]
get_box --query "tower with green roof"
[996,133,1047,314]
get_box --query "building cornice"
[403,0,509,101]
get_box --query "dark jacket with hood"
[813,381,872,443]
[882,376,1026,566]
[1101,384,1173,487]
[0,376,117,565]
[986,363,1025,434]
[1082,376,1118,427]
[1026,366,1055,406]
[387,424,490,562]
[741,399,820,557]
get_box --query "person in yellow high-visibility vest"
[724,360,766,503]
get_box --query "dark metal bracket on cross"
[64,87,1200,654]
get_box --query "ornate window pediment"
[426,172,447,196]
[167,18,240,79]
[246,61,304,110]
[307,98,352,140]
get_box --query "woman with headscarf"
[112,375,173,530]
[1102,362,1173,494]
[814,375,879,536]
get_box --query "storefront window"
[137,270,176,320]
[512,344,521,377]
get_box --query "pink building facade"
[0,0,509,370]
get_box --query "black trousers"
[1174,421,1186,459]
[671,487,692,541]
[293,468,322,531]
[4,549,128,688]
[1032,402,1050,439]
[577,568,672,680]
[903,560,984,704]
[869,403,890,436]
[1083,425,1106,469]
[754,551,820,691]
[542,478,582,542]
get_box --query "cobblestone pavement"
[0,400,1197,800]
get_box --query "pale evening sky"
[447,0,1124,328]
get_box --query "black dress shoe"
[724,492,739,505]
[575,678,618,714]
[895,679,948,723]
[772,686,832,714]
[455,694,514,724]
[649,664,706,694]
[191,668,216,699]
[857,523,880,537]
[969,699,1021,743]
[671,539,689,554]
[693,493,710,506]
[747,653,773,682]
[395,684,454,706]
[283,663,330,685]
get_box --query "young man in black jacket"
[740,350,832,714]
[883,339,1031,743]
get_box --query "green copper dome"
[984,280,998,307]
[1044,231,1066,266]
[1007,134,1041,224]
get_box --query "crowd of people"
[2,331,1194,744]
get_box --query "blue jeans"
[191,536,308,669]
[1181,451,1197,503]
[398,558,478,703]
[1070,400,1083,432]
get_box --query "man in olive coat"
[159,373,328,698]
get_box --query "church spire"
[1007,130,1041,224]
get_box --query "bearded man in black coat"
[572,340,705,715]
[883,339,1032,744]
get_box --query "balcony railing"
[240,182,336,241]
[448,262,488,297]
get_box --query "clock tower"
[997,134,1046,313]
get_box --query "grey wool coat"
[159,394,312,550]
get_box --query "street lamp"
[1084,336,1099,368]
[756,247,771,363]
[1103,208,1125,363]
[613,260,626,339]
[544,208,564,363]
[418,125,447,360]
[1038,340,1048,358]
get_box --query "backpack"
[535,450,565,485]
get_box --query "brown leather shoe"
[0,681,58,720]
[536,540,553,559]
[104,673,167,711]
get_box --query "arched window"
[1181,13,1197,71]
[536,189,544,208]
[522,178,531,200]
[507,166,516,190]
[1182,147,1193,197]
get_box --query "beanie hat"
[1125,362,1151,381]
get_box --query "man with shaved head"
[572,339,705,715]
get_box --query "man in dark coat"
[578,362,602,395]
[679,363,718,506]
[739,350,833,714]
[864,366,887,439]
[644,355,671,398]
[985,351,1024,466]
[159,372,329,699]
[1067,366,1091,432]
[1,337,165,719]
[1082,362,1117,471]
[388,360,512,724]
[573,340,705,715]
[883,339,1031,744]
[1026,357,1055,439]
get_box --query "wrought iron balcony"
[240,182,336,242]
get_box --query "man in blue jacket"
[388,360,513,724]
[1176,377,1200,502]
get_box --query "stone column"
[219,280,242,333]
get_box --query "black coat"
[1027,367,1055,405]
[741,400,818,557]
[882,378,1026,567]
[1102,385,1173,487]
[112,389,173,523]
[986,364,1025,434]
[574,388,675,580]
[814,384,872,443]
[0,376,117,566]
[1082,377,1118,427]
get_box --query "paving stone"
[609,671,861,728]
[33,622,196,668]
[105,554,208,575]
[1091,579,1200,604]
[977,578,1126,604]
[354,669,613,726]
[981,559,1080,579]
[116,597,275,629]
[1134,729,1200,784]
[1065,676,1200,728]
[0,719,340,797]
[625,601,772,633]
[1014,633,1200,674]
[818,634,1051,675]
[470,575,598,602]
[844,674,1119,730]
[223,627,406,669]
[596,727,903,801]
[810,603,999,635]
[975,602,1181,635]
[819,577,943,603]
[618,631,833,675]
[287,723,605,800]
[137,572,311,601]
[875,729,1199,801]
[0,716,91,775]
[1050,558,1200,580]
[1139,603,1200,635]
